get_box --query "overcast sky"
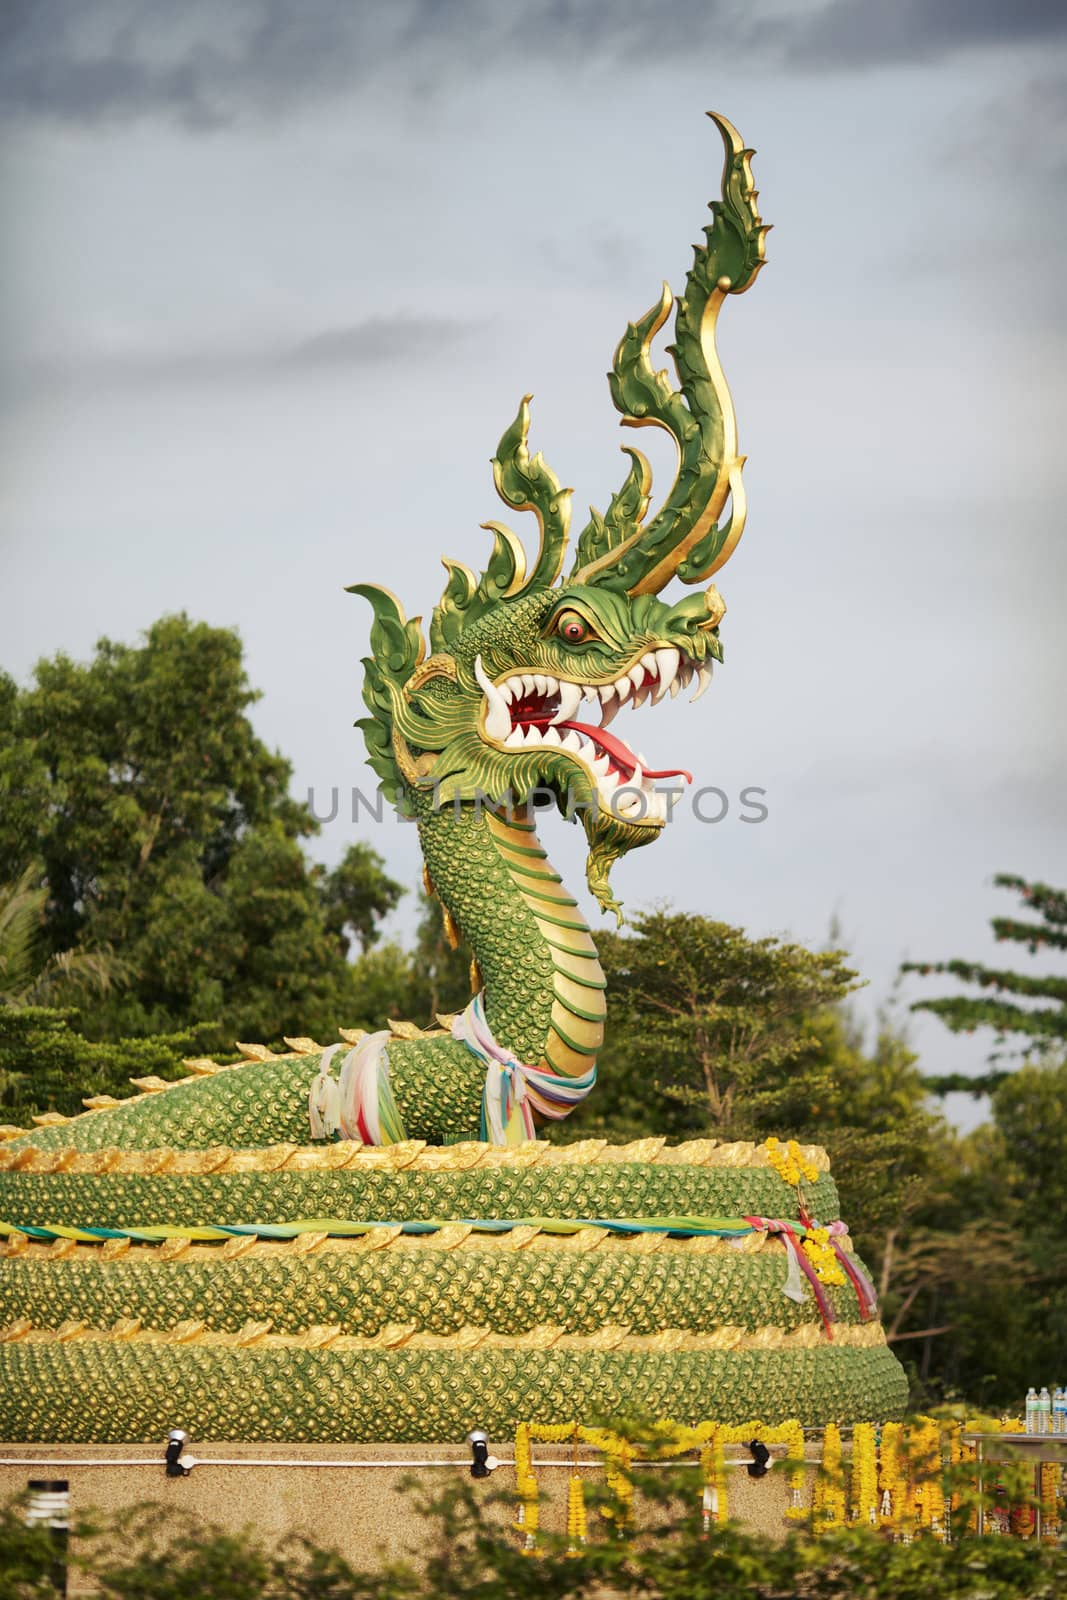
[2,1,1065,1127]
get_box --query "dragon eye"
[556,610,590,644]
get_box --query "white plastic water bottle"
[1054,1386,1067,1435]
[1038,1387,1052,1435]
[1025,1387,1038,1434]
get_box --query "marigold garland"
[849,1422,878,1526]
[812,1421,845,1533]
[1039,1462,1062,1542]
[763,1136,819,1188]
[513,1413,1057,1548]
[513,1421,539,1552]
[801,1225,848,1287]
[566,1472,587,1554]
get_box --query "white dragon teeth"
[690,663,713,703]
[652,647,679,702]
[598,684,614,703]
[561,731,583,754]
[504,727,524,748]
[669,677,682,698]
[474,653,512,741]
[626,663,645,691]
[599,698,621,730]
[590,753,611,777]
[550,681,583,725]
[521,673,537,697]
[615,675,632,701]
[581,685,600,704]
[541,725,561,746]
[631,763,643,789]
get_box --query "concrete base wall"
[0,1440,815,1593]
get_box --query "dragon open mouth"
[475,650,710,822]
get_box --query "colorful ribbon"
[308,1033,406,1146]
[452,993,597,1146]
[745,1216,837,1340]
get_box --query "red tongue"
[531,716,693,783]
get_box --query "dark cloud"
[4,0,1066,131]
[10,315,475,398]
[777,0,1067,70]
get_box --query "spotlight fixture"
[164,1429,191,1477]
[467,1429,499,1478]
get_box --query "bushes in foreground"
[2,1481,1065,1600]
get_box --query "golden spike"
[110,1317,142,1340]
[338,1027,367,1046]
[0,1125,26,1141]
[129,1076,170,1093]
[101,1237,132,1260]
[387,1018,427,1041]
[235,1319,273,1346]
[31,1111,69,1127]
[299,1324,342,1348]
[158,1238,192,1261]
[375,1322,417,1348]
[288,1231,330,1256]
[3,1232,29,1257]
[181,1058,220,1076]
[441,902,462,950]
[170,1319,205,1342]
[235,1042,276,1062]
[1,1319,33,1342]
[82,1094,121,1111]
[48,1237,78,1259]
[219,1235,259,1260]
[56,1320,88,1341]
[282,1037,323,1055]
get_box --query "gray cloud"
[778,0,1067,70]
[8,315,475,398]
[3,0,1066,130]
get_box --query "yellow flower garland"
[566,1472,587,1554]
[513,1421,539,1551]
[515,1417,806,1543]
[1039,1462,1061,1541]
[513,1413,1054,1548]
[801,1225,848,1287]
[763,1136,819,1188]
[849,1421,878,1526]
[812,1421,845,1533]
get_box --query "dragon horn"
[571,112,769,596]
[487,395,572,595]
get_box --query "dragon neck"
[414,798,605,1077]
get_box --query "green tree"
[903,875,1067,1086]
[0,867,120,1006]
[885,1058,1067,1409]
[577,911,861,1137]
[0,616,402,1047]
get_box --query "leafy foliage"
[904,875,1067,1063]
[0,616,403,1046]
[3,1480,1066,1600]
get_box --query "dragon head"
[353,113,768,920]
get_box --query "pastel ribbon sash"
[452,993,597,1147]
[308,1032,405,1145]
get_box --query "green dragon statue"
[0,116,908,1443]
